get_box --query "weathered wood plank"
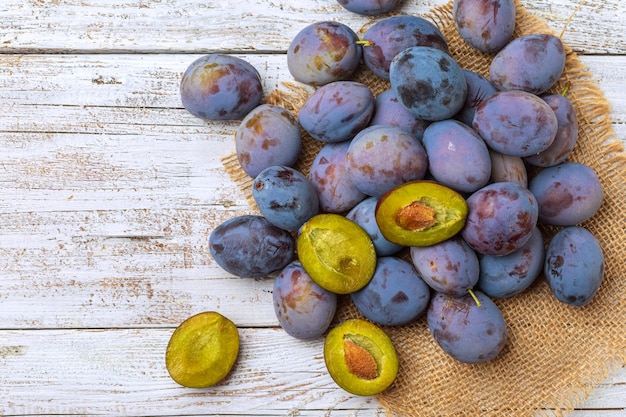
[0,0,623,54]
[0,328,624,416]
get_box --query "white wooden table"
[1,1,624,415]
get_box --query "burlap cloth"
[221,1,626,415]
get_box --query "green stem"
[356,40,374,47]
[467,288,482,307]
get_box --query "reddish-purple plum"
[453,0,516,53]
[180,54,263,121]
[273,261,337,339]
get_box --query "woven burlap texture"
[222,1,626,415]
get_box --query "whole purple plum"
[490,33,566,94]
[410,236,480,297]
[287,21,362,86]
[477,227,545,298]
[252,166,319,232]
[351,257,431,326]
[525,93,578,167]
[346,196,404,256]
[299,81,374,143]
[308,141,366,213]
[235,104,301,178]
[453,0,516,53]
[454,69,498,127]
[473,90,558,157]
[427,291,508,363]
[273,261,337,339]
[180,54,263,121]
[369,89,430,140]
[544,226,604,307]
[489,150,528,188]
[362,15,449,80]
[346,125,429,197]
[209,215,295,278]
[422,119,491,193]
[529,162,604,226]
[337,0,401,15]
[462,182,539,256]
[390,46,467,121]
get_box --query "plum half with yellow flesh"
[375,180,468,247]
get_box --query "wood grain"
[1,0,625,415]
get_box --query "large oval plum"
[427,291,508,363]
[525,93,578,167]
[544,226,604,307]
[299,81,374,143]
[369,89,430,139]
[529,162,604,226]
[235,104,302,178]
[252,166,319,231]
[346,197,404,256]
[473,90,558,158]
[273,261,337,339]
[351,257,431,326]
[209,215,295,278]
[410,236,480,297]
[453,0,516,53]
[180,54,263,121]
[362,15,449,80]
[337,0,401,16]
[309,141,367,213]
[477,227,545,298]
[346,125,429,197]
[490,33,566,94]
[422,119,491,193]
[287,21,362,86]
[389,46,467,121]
[462,182,539,256]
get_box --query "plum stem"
[467,289,482,307]
[561,84,570,96]
[356,40,374,47]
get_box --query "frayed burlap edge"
[221,1,626,416]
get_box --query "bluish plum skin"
[462,182,539,256]
[490,34,566,94]
[529,162,604,226]
[453,0,516,53]
[362,15,449,80]
[422,119,491,193]
[287,21,362,86]
[427,291,508,364]
[299,81,374,143]
[346,197,404,256]
[454,69,498,127]
[308,141,366,213]
[337,0,401,16]
[209,215,295,278]
[409,237,480,297]
[473,90,558,157]
[478,227,545,298]
[369,89,430,140]
[252,166,319,232]
[544,226,605,307]
[489,150,528,188]
[346,125,429,197]
[525,94,578,167]
[235,104,302,178]
[351,257,431,326]
[273,261,337,339]
[389,46,467,121]
[180,54,263,121]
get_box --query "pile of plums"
[167,0,606,396]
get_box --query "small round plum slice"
[165,311,240,388]
[375,180,468,247]
[297,214,376,294]
[324,318,399,396]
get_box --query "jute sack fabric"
[222,1,626,415]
